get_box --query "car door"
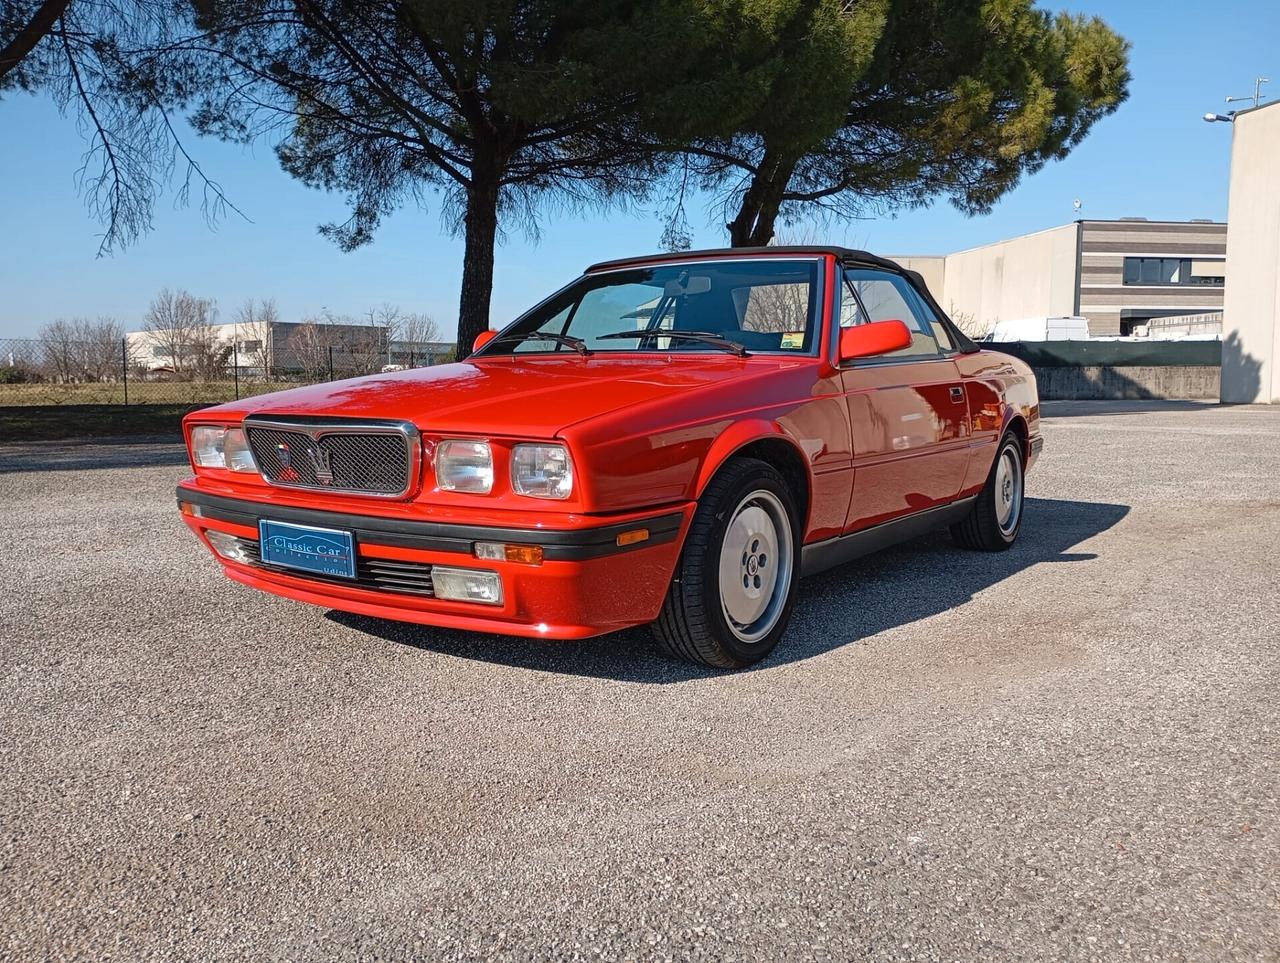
[838,267,971,532]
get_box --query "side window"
[843,269,940,359]
[838,278,866,328]
[906,286,954,351]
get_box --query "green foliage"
[188,0,719,238]
[170,0,1127,336]
[0,365,36,384]
[185,0,757,343]
[684,0,1131,245]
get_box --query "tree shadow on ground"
[328,496,1130,683]
[0,436,189,473]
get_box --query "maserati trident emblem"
[276,442,291,469]
[307,445,334,485]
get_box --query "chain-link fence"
[0,336,455,407]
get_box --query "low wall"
[1030,365,1220,400]
[987,341,1221,401]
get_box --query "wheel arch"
[1003,410,1030,460]
[694,423,813,534]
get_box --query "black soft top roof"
[585,245,905,274]
[584,246,978,353]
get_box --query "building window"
[1123,257,1224,286]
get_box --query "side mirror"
[472,329,499,353]
[839,319,912,361]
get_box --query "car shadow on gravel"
[328,496,1129,681]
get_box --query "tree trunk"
[0,0,71,80]
[726,149,797,247]
[456,173,500,354]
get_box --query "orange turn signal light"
[616,528,650,547]
[504,544,544,565]
[475,541,543,565]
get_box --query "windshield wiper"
[491,331,592,357]
[596,330,750,357]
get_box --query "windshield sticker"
[780,332,806,350]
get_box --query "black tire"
[951,431,1025,552]
[652,458,801,669]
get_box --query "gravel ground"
[1,401,1278,962]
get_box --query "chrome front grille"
[235,537,435,596]
[244,418,418,497]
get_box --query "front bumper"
[1027,434,1044,470]
[177,482,694,639]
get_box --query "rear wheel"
[951,431,1025,551]
[653,458,800,669]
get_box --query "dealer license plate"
[258,519,356,579]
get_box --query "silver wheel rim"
[995,444,1024,536]
[717,489,794,644]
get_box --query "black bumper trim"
[177,487,685,561]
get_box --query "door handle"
[949,386,965,403]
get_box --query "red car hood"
[220,355,799,438]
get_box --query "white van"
[984,316,1091,342]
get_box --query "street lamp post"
[1226,77,1270,110]
[1205,78,1270,124]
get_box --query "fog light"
[433,566,503,605]
[205,529,253,564]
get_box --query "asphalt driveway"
[1,401,1277,962]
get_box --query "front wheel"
[653,458,801,669]
[951,431,1025,551]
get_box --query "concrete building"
[1221,100,1280,404]
[127,320,453,374]
[897,218,1227,337]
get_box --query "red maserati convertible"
[177,247,1041,668]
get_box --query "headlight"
[511,443,573,499]
[191,426,257,473]
[222,429,257,472]
[436,440,493,494]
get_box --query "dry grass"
[0,381,305,406]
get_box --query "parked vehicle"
[177,247,1042,668]
[984,315,1091,342]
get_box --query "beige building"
[126,320,452,374]
[1221,100,1280,404]
[897,218,1227,337]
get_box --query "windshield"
[481,258,822,356]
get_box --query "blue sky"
[1,0,1275,340]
